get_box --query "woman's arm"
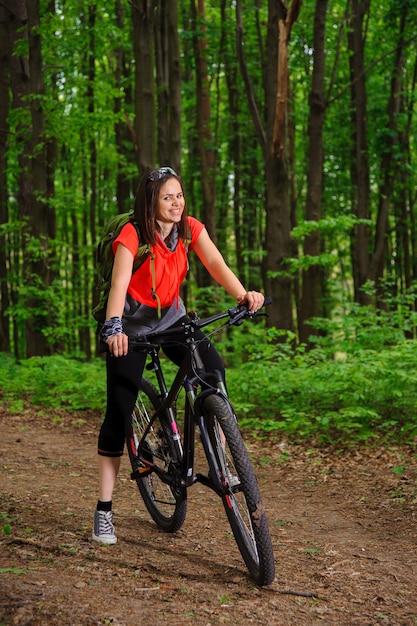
[193,227,264,312]
[104,243,133,356]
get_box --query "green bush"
[2,299,417,445]
[230,341,417,443]
[0,353,106,411]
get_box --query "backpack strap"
[149,250,161,318]
[183,221,192,251]
[130,219,161,319]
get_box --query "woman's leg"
[98,456,121,502]
[93,349,147,544]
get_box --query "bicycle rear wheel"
[126,377,187,533]
[202,393,275,586]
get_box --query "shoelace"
[97,511,114,534]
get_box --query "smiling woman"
[155,178,185,239]
[92,165,265,546]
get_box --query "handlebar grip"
[263,296,272,307]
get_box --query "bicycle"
[125,299,275,586]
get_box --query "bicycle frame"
[133,324,232,497]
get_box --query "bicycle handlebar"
[190,296,272,330]
[129,296,272,348]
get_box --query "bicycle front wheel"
[126,377,187,533]
[202,393,275,586]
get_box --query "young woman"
[92,166,264,544]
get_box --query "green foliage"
[232,300,417,443]
[233,341,417,444]
[310,285,417,353]
[2,0,417,360]
[2,300,417,445]
[0,353,105,411]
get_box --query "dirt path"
[1,406,417,625]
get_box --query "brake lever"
[228,305,269,326]
[251,310,269,319]
[228,309,248,326]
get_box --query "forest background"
[1,0,417,444]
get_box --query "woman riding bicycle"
[92,166,264,545]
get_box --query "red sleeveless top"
[113,216,204,308]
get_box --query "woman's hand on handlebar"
[106,333,129,357]
[100,316,129,357]
[237,290,265,313]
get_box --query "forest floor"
[1,405,417,626]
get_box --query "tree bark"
[154,0,181,172]
[368,8,408,305]
[348,0,371,306]
[236,0,266,154]
[132,0,156,174]
[0,3,11,351]
[262,0,300,331]
[298,0,328,345]
[115,0,134,213]
[397,55,417,305]
[191,0,216,242]
[10,0,55,356]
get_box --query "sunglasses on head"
[147,167,177,181]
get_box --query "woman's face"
[155,178,185,226]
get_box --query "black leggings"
[97,318,225,457]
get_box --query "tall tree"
[348,0,372,306]
[298,0,328,344]
[115,0,135,213]
[9,0,57,356]
[155,0,181,172]
[236,0,301,329]
[263,0,300,331]
[132,0,156,174]
[0,1,13,351]
[368,6,409,303]
[190,0,216,242]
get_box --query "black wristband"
[101,316,124,342]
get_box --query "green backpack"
[91,212,153,323]
[91,211,191,323]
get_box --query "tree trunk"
[115,0,134,213]
[191,0,216,242]
[12,0,55,356]
[298,0,328,345]
[81,3,96,359]
[348,0,371,306]
[132,0,156,174]
[398,55,417,297]
[263,0,300,331]
[236,0,266,152]
[236,0,299,329]
[221,1,244,279]
[368,8,408,305]
[0,3,11,351]
[155,0,181,172]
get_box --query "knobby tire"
[126,377,187,533]
[202,393,275,586]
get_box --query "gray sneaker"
[92,510,117,545]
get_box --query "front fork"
[186,373,233,496]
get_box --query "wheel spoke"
[126,378,187,533]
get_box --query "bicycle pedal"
[130,464,153,480]
[138,465,153,475]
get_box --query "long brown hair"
[133,167,188,245]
